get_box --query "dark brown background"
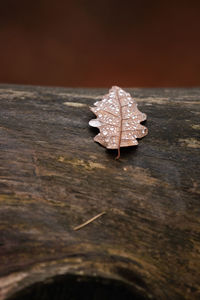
[0,0,200,87]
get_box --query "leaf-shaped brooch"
[89,86,148,159]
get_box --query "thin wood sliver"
[73,211,106,231]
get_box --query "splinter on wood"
[73,211,106,231]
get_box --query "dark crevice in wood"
[7,274,147,300]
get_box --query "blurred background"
[0,0,200,87]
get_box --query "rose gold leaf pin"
[89,86,148,159]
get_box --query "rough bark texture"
[0,85,200,300]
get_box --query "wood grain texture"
[0,85,200,300]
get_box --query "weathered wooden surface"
[0,85,200,300]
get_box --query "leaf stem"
[115,148,120,160]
